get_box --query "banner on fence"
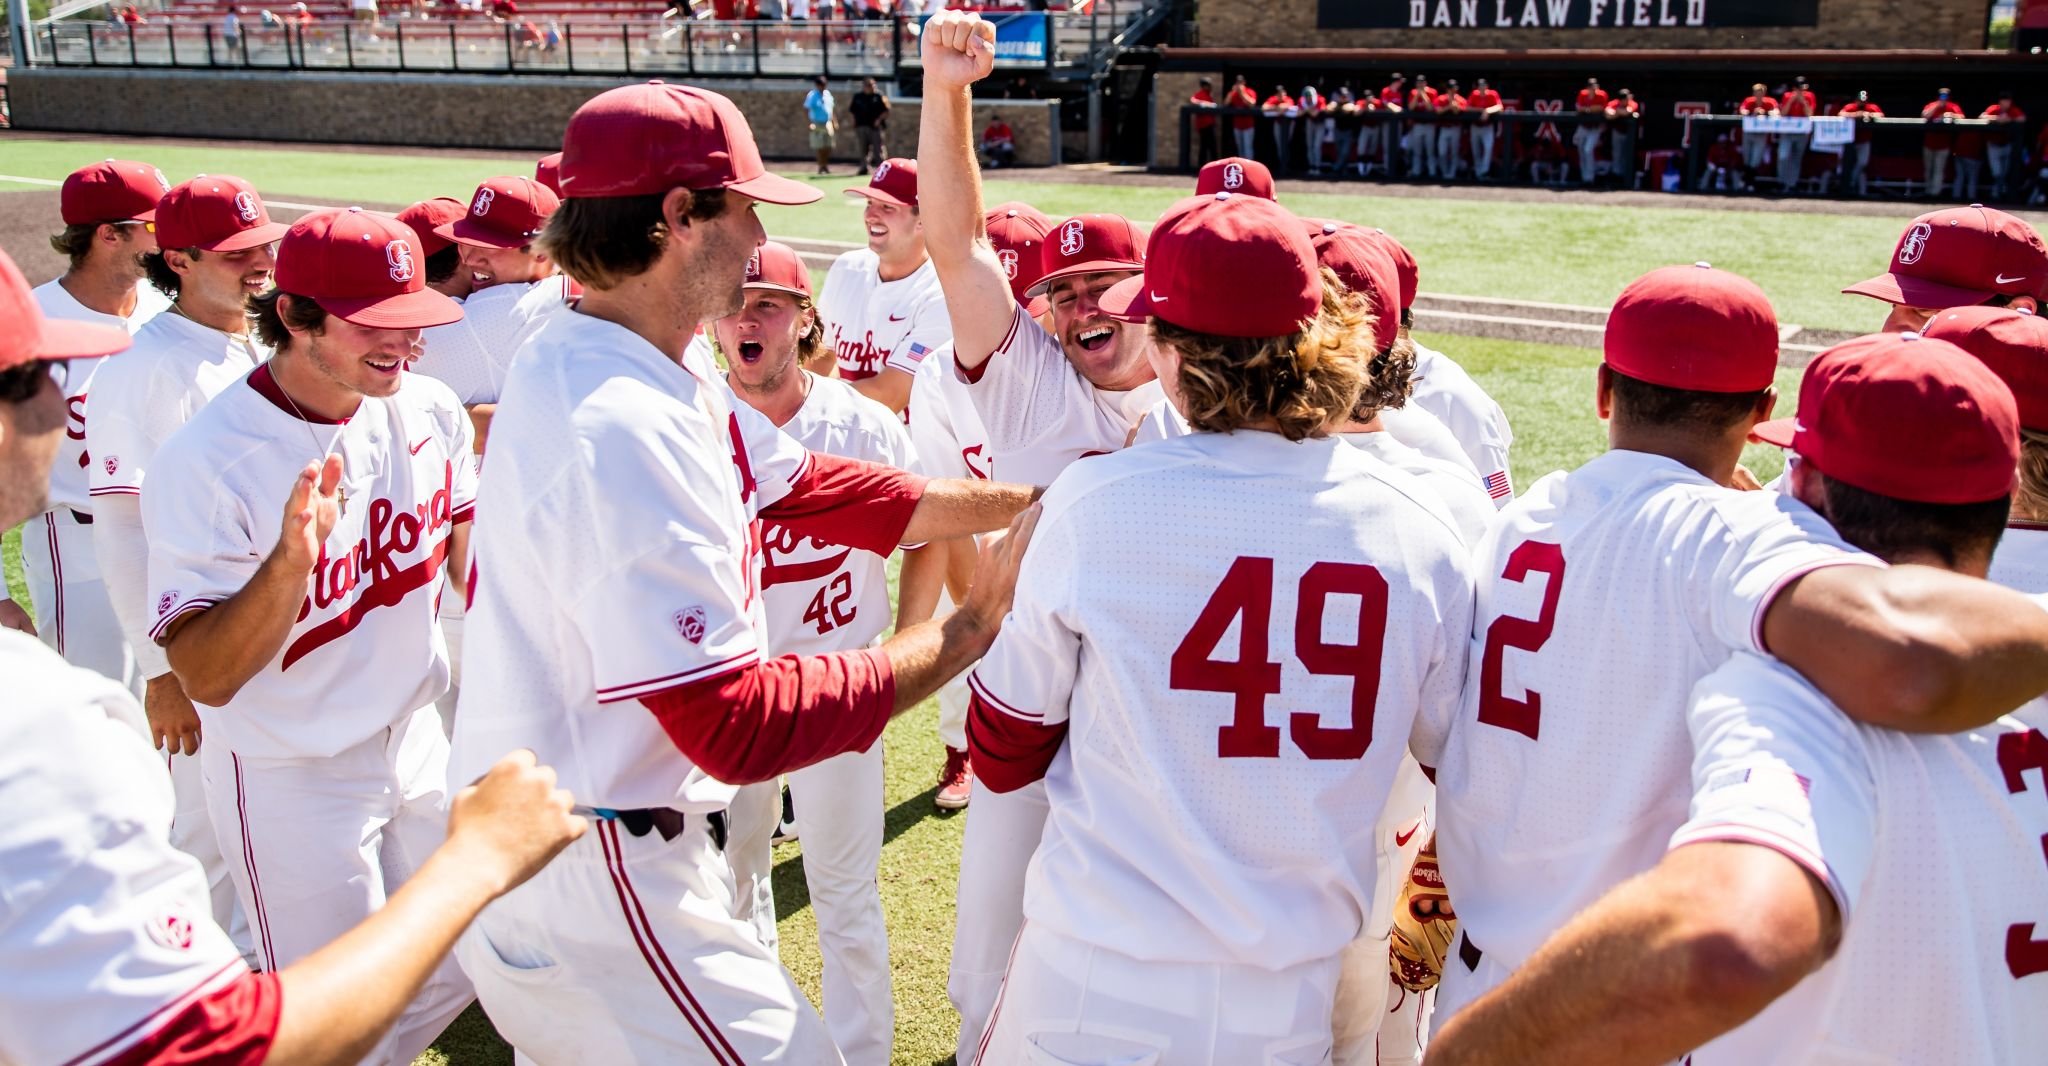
[916,12,1046,64]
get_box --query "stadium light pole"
[8,0,29,66]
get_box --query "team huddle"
[3,9,2048,1066]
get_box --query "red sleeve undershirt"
[966,691,1069,794]
[105,971,280,1066]
[759,452,928,556]
[640,648,897,785]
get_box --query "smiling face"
[716,288,815,397]
[172,242,276,321]
[1047,269,1153,390]
[458,241,551,290]
[299,311,422,399]
[862,198,923,262]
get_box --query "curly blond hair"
[2016,429,2048,522]
[1152,267,1371,441]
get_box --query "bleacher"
[146,0,675,23]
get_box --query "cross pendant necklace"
[271,367,349,518]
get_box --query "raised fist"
[920,9,995,91]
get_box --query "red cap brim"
[1025,260,1146,299]
[317,287,465,330]
[1841,272,1992,310]
[1098,273,1151,323]
[35,318,133,362]
[202,221,290,253]
[441,218,535,250]
[1751,417,1796,448]
[742,280,811,298]
[729,172,826,207]
[844,187,915,209]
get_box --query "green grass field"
[1,137,1802,1065]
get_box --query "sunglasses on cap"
[108,219,156,233]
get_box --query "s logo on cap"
[386,240,416,283]
[1898,221,1932,266]
[151,167,171,192]
[473,187,496,216]
[1223,162,1245,190]
[998,248,1018,279]
[874,160,892,183]
[745,250,762,280]
[233,191,260,223]
[1060,218,1086,257]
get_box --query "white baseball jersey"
[817,249,952,382]
[1133,397,1476,478]
[965,306,1163,485]
[1991,523,2048,594]
[448,310,812,813]
[85,311,268,499]
[1673,645,2048,1065]
[1341,431,1493,547]
[1429,449,1876,986]
[143,366,477,759]
[1409,340,1514,505]
[909,341,993,481]
[755,373,917,658]
[970,431,1474,969]
[0,631,250,1066]
[413,279,541,405]
[30,279,166,517]
[503,272,577,358]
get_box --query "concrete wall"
[1195,0,1987,49]
[6,67,1062,166]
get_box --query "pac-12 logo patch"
[1897,221,1932,265]
[157,591,178,618]
[674,606,707,644]
[1222,162,1245,189]
[385,240,417,283]
[1059,218,1086,257]
[472,186,496,216]
[232,191,260,223]
[103,455,120,475]
[998,248,1018,279]
[146,904,196,951]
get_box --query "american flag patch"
[1483,470,1513,500]
[903,342,931,366]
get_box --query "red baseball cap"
[1356,227,1419,311]
[396,197,467,258]
[1843,206,2048,309]
[742,240,813,298]
[535,151,563,196]
[438,177,559,250]
[1026,213,1146,299]
[985,201,1053,314]
[60,159,171,225]
[1305,219,1400,353]
[273,207,464,330]
[558,81,822,206]
[1755,332,2018,505]
[1922,306,2048,432]
[153,174,290,253]
[0,248,131,371]
[1101,193,1320,339]
[845,158,917,208]
[1604,262,1779,393]
[1195,157,1276,200]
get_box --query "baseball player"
[717,240,918,1066]
[412,176,560,419]
[816,157,952,414]
[1195,155,1276,199]
[85,173,288,959]
[441,81,1037,1063]
[1842,204,2045,333]
[146,207,480,1065]
[966,189,1473,1064]
[1361,227,1518,504]
[397,196,474,300]
[1923,306,2048,592]
[0,244,588,1066]
[4,160,172,686]
[1430,332,2048,1065]
[1424,263,2048,1038]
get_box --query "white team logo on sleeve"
[473,187,496,216]
[157,591,179,617]
[674,606,707,644]
[104,455,120,475]
[1897,221,1932,265]
[1059,219,1086,257]
[233,191,260,223]
[1223,162,1245,189]
[386,240,417,282]
[146,904,197,951]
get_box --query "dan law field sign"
[1319,0,1819,28]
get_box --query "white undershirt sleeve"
[92,493,171,678]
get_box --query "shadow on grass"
[772,785,964,920]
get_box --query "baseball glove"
[1388,836,1457,992]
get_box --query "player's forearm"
[918,79,985,271]
[1428,844,1832,1066]
[881,608,999,714]
[1765,563,2048,733]
[93,497,171,677]
[464,403,496,455]
[896,542,947,631]
[849,366,913,414]
[266,847,502,1066]
[164,550,308,706]
[900,479,1038,544]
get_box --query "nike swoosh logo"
[410,437,432,455]
[888,313,909,322]
[1996,274,2030,285]
[1394,821,1421,847]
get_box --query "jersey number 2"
[1476,541,1565,741]
[1998,728,2048,979]
[1169,556,1388,760]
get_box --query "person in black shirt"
[851,77,891,175]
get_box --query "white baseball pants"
[978,922,1342,1066]
[949,777,1050,1065]
[202,704,473,1065]
[434,591,464,734]
[725,779,782,953]
[21,510,138,693]
[167,744,252,965]
[458,811,844,1065]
